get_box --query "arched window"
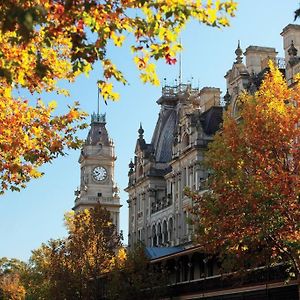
[157,223,162,245]
[152,225,157,247]
[138,165,144,177]
[168,218,173,242]
[183,211,188,235]
[147,225,150,246]
[182,133,189,148]
[163,220,168,244]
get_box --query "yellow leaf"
[48,101,57,109]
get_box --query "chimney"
[199,87,221,112]
[244,46,277,74]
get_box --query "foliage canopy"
[189,64,300,277]
[0,0,237,193]
[108,242,168,300]
[0,205,122,299]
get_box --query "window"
[183,211,188,235]
[138,165,143,177]
[168,218,173,241]
[182,133,189,148]
[163,220,168,244]
[152,225,157,247]
[157,223,162,245]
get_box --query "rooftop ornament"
[91,112,106,123]
[161,82,199,98]
[288,40,298,57]
[223,89,231,108]
[235,40,243,64]
[129,160,134,169]
[138,123,144,139]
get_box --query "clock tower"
[73,112,121,233]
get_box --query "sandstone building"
[73,112,121,233]
[123,23,300,299]
[126,24,300,251]
[125,83,223,248]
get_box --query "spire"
[138,123,144,139]
[235,40,243,64]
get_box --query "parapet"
[199,87,221,112]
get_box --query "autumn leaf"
[189,64,300,277]
[0,0,237,192]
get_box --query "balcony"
[160,83,199,101]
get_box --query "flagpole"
[179,37,182,85]
[97,86,100,115]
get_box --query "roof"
[145,246,184,260]
[281,24,300,36]
[200,106,223,135]
[149,245,204,263]
[244,46,277,54]
[86,113,110,146]
[152,109,177,163]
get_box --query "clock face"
[92,166,107,182]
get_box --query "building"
[125,83,223,248]
[126,23,300,250]
[123,23,300,299]
[73,112,121,233]
[224,24,300,114]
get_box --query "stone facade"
[225,24,300,114]
[126,84,223,248]
[126,23,300,250]
[73,113,121,233]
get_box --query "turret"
[73,112,121,232]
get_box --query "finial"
[288,40,298,57]
[224,89,231,108]
[129,160,134,169]
[138,123,144,138]
[128,159,134,175]
[235,40,243,64]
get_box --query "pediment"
[228,63,249,82]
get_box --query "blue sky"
[0,0,297,261]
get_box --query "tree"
[107,242,168,300]
[30,205,122,299]
[0,97,87,194]
[294,5,300,21]
[0,0,237,192]
[0,206,122,299]
[188,64,300,277]
[63,206,122,299]
[23,243,53,299]
[0,257,27,300]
